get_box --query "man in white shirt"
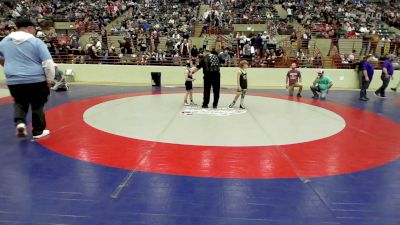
[287,8,292,22]
[95,40,102,51]
[12,10,21,18]
[347,50,356,62]
[359,25,369,34]
[168,18,175,26]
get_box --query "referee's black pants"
[8,81,50,136]
[203,72,220,107]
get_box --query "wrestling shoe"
[16,123,27,138]
[32,130,50,139]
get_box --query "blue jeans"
[360,80,371,99]
[311,86,328,98]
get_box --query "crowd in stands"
[233,31,286,67]
[0,20,17,39]
[1,0,56,26]
[110,0,199,35]
[0,0,133,36]
[73,0,203,65]
[1,0,399,69]
[285,0,398,38]
[282,0,400,68]
[200,0,294,36]
[65,0,132,34]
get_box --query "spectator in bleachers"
[154,48,166,63]
[109,45,118,57]
[35,26,46,38]
[347,50,357,63]
[360,31,370,56]
[95,39,102,52]
[299,52,311,68]
[301,32,310,54]
[202,35,210,51]
[389,35,397,55]
[369,30,379,55]
[327,29,340,56]
[180,39,190,58]
[87,42,99,60]
[267,35,278,50]
[290,31,297,44]
[393,36,400,56]
[152,31,160,51]
[254,34,263,56]
[138,38,147,55]
[218,48,232,67]
[286,6,293,22]
[191,45,199,59]
[239,32,247,50]
[242,41,253,60]
[381,36,391,56]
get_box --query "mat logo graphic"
[181,107,246,116]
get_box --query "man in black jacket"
[191,49,222,109]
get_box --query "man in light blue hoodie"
[0,18,55,139]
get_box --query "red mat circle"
[38,92,400,178]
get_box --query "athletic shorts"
[185,81,193,91]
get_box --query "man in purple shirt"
[375,55,395,98]
[360,55,376,101]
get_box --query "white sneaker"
[16,123,27,138]
[184,102,190,106]
[32,130,50,139]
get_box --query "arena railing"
[231,17,282,25]
[51,53,385,69]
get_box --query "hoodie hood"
[8,31,35,44]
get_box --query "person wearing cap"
[360,54,376,101]
[285,63,303,97]
[374,54,394,98]
[310,69,333,100]
[0,18,55,138]
[191,48,222,109]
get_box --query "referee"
[192,49,222,109]
[0,18,55,138]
